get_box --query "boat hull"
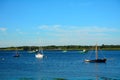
[13,55,20,57]
[13,53,20,57]
[85,58,107,63]
[35,53,43,58]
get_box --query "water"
[0,50,120,80]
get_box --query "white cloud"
[38,25,117,36]
[37,25,119,45]
[16,29,27,34]
[0,27,7,32]
[38,25,49,29]
[38,25,62,31]
[38,25,117,32]
[81,26,117,32]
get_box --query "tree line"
[0,44,120,50]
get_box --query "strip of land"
[0,45,120,50]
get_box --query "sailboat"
[35,47,44,59]
[84,44,107,63]
[28,46,36,53]
[80,49,88,54]
[13,47,20,57]
[62,50,67,53]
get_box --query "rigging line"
[81,46,91,61]
[99,48,106,58]
[87,50,93,59]
[87,46,94,59]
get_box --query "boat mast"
[16,47,18,54]
[95,44,98,60]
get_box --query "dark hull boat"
[13,53,20,57]
[84,44,107,63]
[85,58,107,63]
[13,48,20,57]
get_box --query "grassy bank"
[0,45,120,50]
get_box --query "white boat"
[62,50,67,53]
[28,46,36,53]
[80,49,88,54]
[35,47,44,59]
[35,53,43,58]
[28,50,36,53]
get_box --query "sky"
[0,0,120,47]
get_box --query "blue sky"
[0,0,120,47]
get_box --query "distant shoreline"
[0,45,120,50]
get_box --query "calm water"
[0,50,120,80]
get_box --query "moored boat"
[84,44,107,63]
[13,48,20,57]
[35,53,43,58]
[13,53,20,57]
[85,58,106,63]
[35,47,44,59]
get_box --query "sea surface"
[0,50,120,80]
